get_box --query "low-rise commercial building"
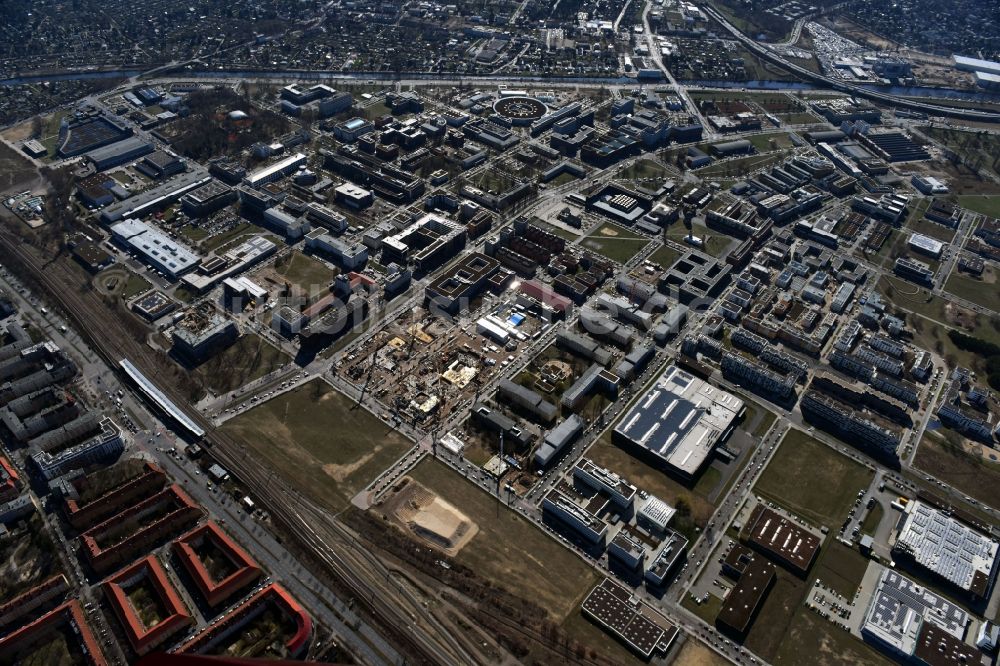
[613,365,743,479]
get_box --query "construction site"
[379,476,479,556]
[336,298,548,429]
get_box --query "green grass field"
[647,243,682,269]
[202,222,259,252]
[194,334,290,394]
[861,502,884,537]
[619,159,669,182]
[220,380,411,511]
[958,195,1000,218]
[121,273,152,300]
[747,132,793,152]
[744,571,806,661]
[945,267,1000,313]
[580,223,650,264]
[696,151,791,179]
[755,429,873,528]
[407,458,599,622]
[905,211,956,244]
[915,430,1000,508]
[274,251,334,292]
[664,221,731,258]
[681,591,724,624]
[810,540,869,599]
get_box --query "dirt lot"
[672,638,729,666]
[915,430,1000,508]
[405,458,599,622]
[219,380,412,511]
[380,476,478,556]
[0,142,39,193]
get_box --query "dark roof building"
[716,550,776,638]
[581,578,679,659]
[742,504,821,576]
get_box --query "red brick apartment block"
[102,555,193,655]
[65,461,167,530]
[80,483,202,575]
[174,583,313,658]
[0,455,20,503]
[0,599,107,665]
[172,520,263,607]
[0,574,70,630]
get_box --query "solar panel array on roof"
[581,579,678,658]
[861,568,969,658]
[894,501,999,598]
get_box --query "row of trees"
[948,330,1000,390]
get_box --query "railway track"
[0,227,474,666]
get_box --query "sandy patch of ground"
[382,476,479,556]
[323,448,379,482]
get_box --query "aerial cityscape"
[1,0,1000,665]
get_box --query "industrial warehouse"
[613,365,744,479]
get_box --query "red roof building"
[65,461,166,530]
[172,520,263,607]
[102,555,193,655]
[0,574,70,631]
[518,279,572,313]
[174,583,312,658]
[81,483,202,574]
[0,599,107,666]
[0,455,20,503]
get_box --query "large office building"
[534,415,584,469]
[29,418,125,481]
[613,365,743,479]
[573,458,636,511]
[100,169,212,224]
[170,306,237,361]
[424,252,500,314]
[716,546,776,639]
[892,500,999,600]
[721,352,796,401]
[542,482,608,545]
[244,153,307,188]
[580,579,678,659]
[861,568,976,665]
[180,180,236,217]
[305,230,368,271]
[385,214,467,273]
[800,390,902,460]
[110,219,199,279]
[85,136,154,171]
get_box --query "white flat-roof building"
[613,365,743,479]
[892,500,1000,600]
[244,153,307,188]
[110,219,199,279]
[907,232,945,259]
[954,54,1000,76]
[861,568,971,661]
